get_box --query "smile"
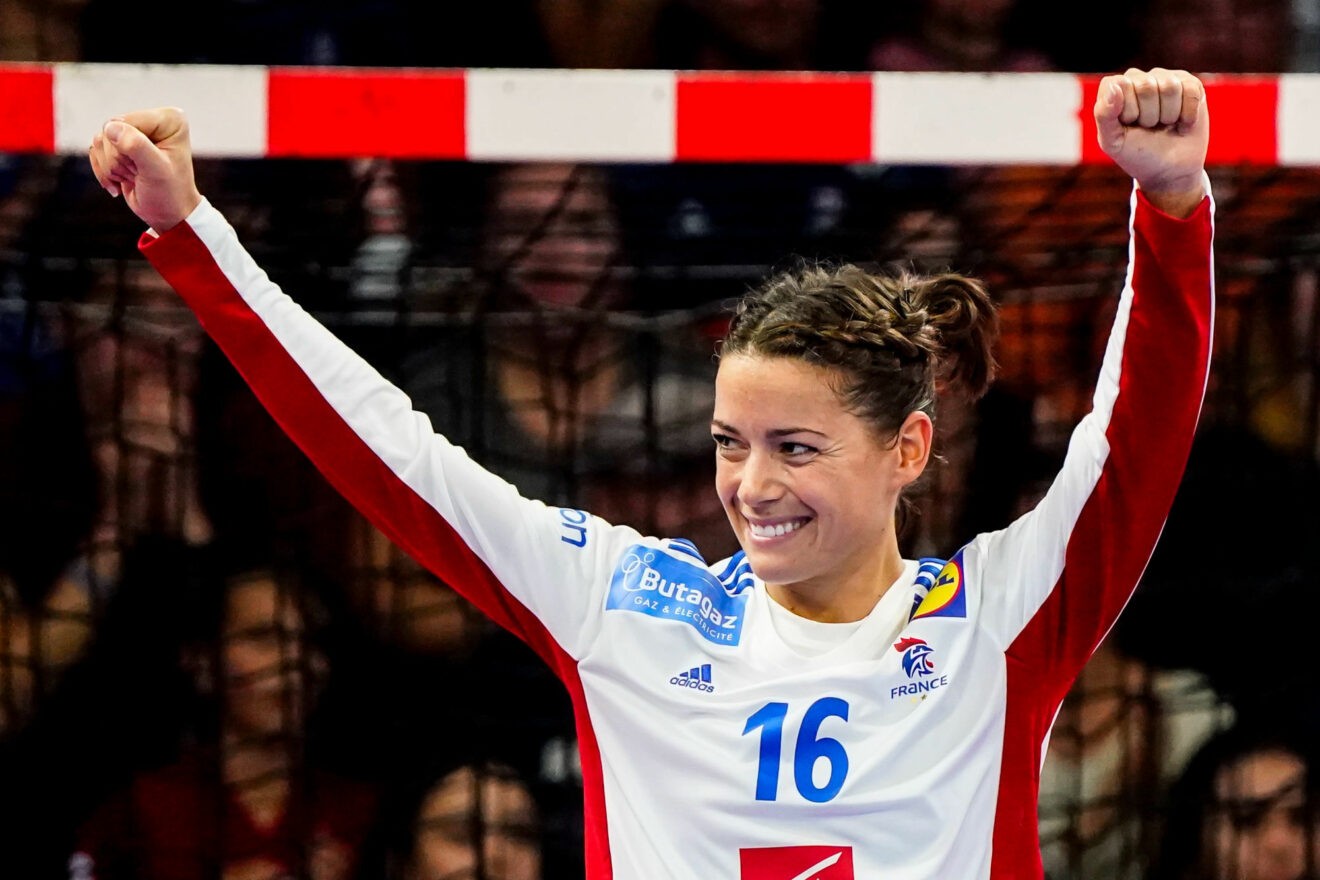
[748,518,811,539]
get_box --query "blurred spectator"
[396,161,731,558]
[614,161,871,310]
[1299,0,1320,71]
[571,0,881,323]
[868,0,1055,72]
[836,167,1046,556]
[1191,168,1320,456]
[1117,424,1320,739]
[66,261,214,589]
[0,158,153,740]
[1134,0,1297,74]
[1147,718,1320,880]
[534,0,669,69]
[405,763,541,880]
[78,0,545,67]
[67,537,379,880]
[0,300,99,738]
[1039,639,1232,880]
[1036,422,1320,876]
[369,747,544,880]
[0,0,84,60]
[534,0,881,71]
[955,164,1135,447]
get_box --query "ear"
[893,410,933,488]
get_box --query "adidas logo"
[670,663,715,693]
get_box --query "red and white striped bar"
[1,63,1316,166]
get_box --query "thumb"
[103,119,169,176]
[99,106,200,232]
[104,107,189,173]
[1094,78,1126,157]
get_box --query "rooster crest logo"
[894,637,936,679]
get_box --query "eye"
[780,441,818,457]
[712,433,748,459]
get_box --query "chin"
[737,546,800,587]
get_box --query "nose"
[738,448,785,507]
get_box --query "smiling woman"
[84,66,1214,879]
[713,264,996,623]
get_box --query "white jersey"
[140,182,1214,880]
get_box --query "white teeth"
[750,519,805,538]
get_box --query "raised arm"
[970,69,1214,688]
[87,109,637,668]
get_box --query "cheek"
[714,461,738,503]
[415,838,473,878]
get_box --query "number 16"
[742,697,850,803]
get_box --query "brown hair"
[720,262,999,440]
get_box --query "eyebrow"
[710,419,826,438]
[1216,776,1307,810]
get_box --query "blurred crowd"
[4,1,1320,879]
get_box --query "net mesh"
[3,150,1320,878]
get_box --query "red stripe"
[266,68,465,159]
[0,65,54,153]
[989,194,1213,877]
[564,670,612,879]
[675,72,871,163]
[139,222,612,876]
[1080,74,1277,165]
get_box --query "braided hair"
[720,262,999,441]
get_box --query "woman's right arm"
[89,110,634,669]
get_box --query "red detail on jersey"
[740,845,855,880]
[989,192,1213,878]
[893,636,927,653]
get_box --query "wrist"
[151,190,204,234]
[1136,171,1206,219]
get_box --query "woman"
[69,538,379,880]
[87,67,1213,879]
[1148,719,1320,880]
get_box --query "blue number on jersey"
[743,698,851,802]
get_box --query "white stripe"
[1278,74,1320,166]
[467,68,675,162]
[789,852,843,880]
[872,72,1081,165]
[54,62,267,157]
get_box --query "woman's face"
[712,354,928,617]
[408,765,541,880]
[1208,748,1317,880]
[221,573,324,736]
[486,163,621,310]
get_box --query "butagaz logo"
[670,663,714,693]
[895,637,935,678]
[606,544,748,645]
[891,636,949,700]
[739,845,854,880]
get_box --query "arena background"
[3,3,1320,878]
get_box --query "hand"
[87,107,204,233]
[1094,68,1209,218]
